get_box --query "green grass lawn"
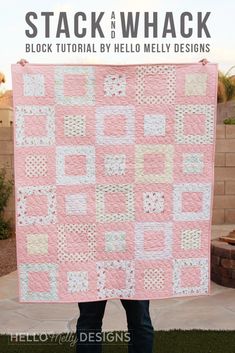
[1,330,235,353]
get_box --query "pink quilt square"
[16,225,57,263]
[15,147,55,186]
[144,153,165,174]
[135,260,173,299]
[58,262,97,301]
[55,106,95,145]
[183,114,206,135]
[57,223,96,265]
[173,144,213,183]
[57,185,96,223]
[135,106,175,144]
[172,221,209,258]
[176,64,217,104]
[180,266,201,287]
[63,74,87,96]
[105,192,127,214]
[104,115,127,136]
[24,115,47,137]
[96,145,134,184]
[96,222,134,261]
[143,230,166,252]
[135,184,172,222]
[11,65,55,105]
[28,271,51,292]
[66,231,89,253]
[182,192,203,212]
[106,269,126,289]
[26,194,48,217]
[64,154,87,176]
[95,66,136,105]
[144,73,167,96]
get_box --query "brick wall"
[0,126,15,231]
[213,125,235,224]
[0,107,13,127]
[217,101,235,124]
[1,124,235,226]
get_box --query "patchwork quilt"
[11,63,218,302]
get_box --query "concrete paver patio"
[0,225,235,334]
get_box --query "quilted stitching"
[11,63,217,302]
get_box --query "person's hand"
[0,72,5,83]
[199,58,209,65]
[17,59,28,66]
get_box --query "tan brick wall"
[1,124,235,227]
[217,101,235,124]
[0,107,13,127]
[213,125,235,224]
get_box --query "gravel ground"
[0,236,17,277]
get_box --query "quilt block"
[11,63,218,302]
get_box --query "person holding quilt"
[17,57,208,353]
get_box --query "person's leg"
[121,299,154,353]
[76,300,107,353]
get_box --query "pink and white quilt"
[11,63,218,302]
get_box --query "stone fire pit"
[211,233,235,288]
